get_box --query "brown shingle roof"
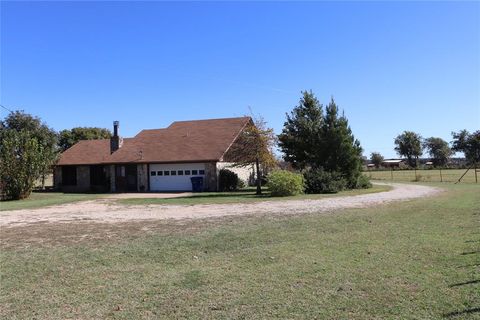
[57,139,112,165]
[57,117,251,165]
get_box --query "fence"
[365,168,478,183]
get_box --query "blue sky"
[1,1,479,158]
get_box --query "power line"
[0,104,14,113]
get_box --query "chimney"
[110,120,123,154]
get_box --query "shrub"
[304,169,347,194]
[356,174,372,189]
[219,169,241,192]
[266,170,304,197]
[237,178,246,189]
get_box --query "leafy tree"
[278,91,364,188]
[0,111,58,200]
[394,131,423,167]
[59,127,111,151]
[452,130,480,165]
[370,152,384,168]
[423,137,452,167]
[224,116,276,195]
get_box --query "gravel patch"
[0,183,442,228]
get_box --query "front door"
[125,165,137,191]
[115,164,137,192]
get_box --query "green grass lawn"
[118,184,391,206]
[366,168,478,183]
[0,192,103,211]
[1,183,479,319]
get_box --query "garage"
[149,163,206,191]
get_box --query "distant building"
[381,159,405,168]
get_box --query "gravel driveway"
[0,183,441,228]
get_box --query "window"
[178,170,184,175]
[171,170,176,176]
[62,166,77,186]
[157,171,163,176]
[90,165,106,185]
[151,171,156,176]
[116,166,126,177]
[199,170,205,175]
[185,170,191,175]
[164,171,170,176]
[192,170,198,175]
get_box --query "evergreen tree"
[320,99,363,187]
[278,91,364,188]
[278,91,323,169]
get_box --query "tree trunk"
[255,158,262,195]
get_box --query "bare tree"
[224,116,276,195]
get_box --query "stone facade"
[53,166,62,189]
[204,162,218,191]
[108,165,116,192]
[55,161,232,193]
[137,164,148,192]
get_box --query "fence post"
[391,167,393,180]
[439,168,443,183]
[414,167,418,181]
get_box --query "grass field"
[1,183,478,319]
[118,184,390,206]
[0,192,103,211]
[366,168,478,183]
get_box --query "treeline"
[370,130,480,169]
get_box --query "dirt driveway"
[0,183,441,228]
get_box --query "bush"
[304,169,347,194]
[356,174,372,189]
[237,178,246,189]
[219,169,241,192]
[266,170,304,197]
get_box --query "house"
[54,117,255,192]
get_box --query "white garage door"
[149,163,206,191]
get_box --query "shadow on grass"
[449,279,480,287]
[456,263,480,268]
[460,250,480,255]
[443,307,480,318]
